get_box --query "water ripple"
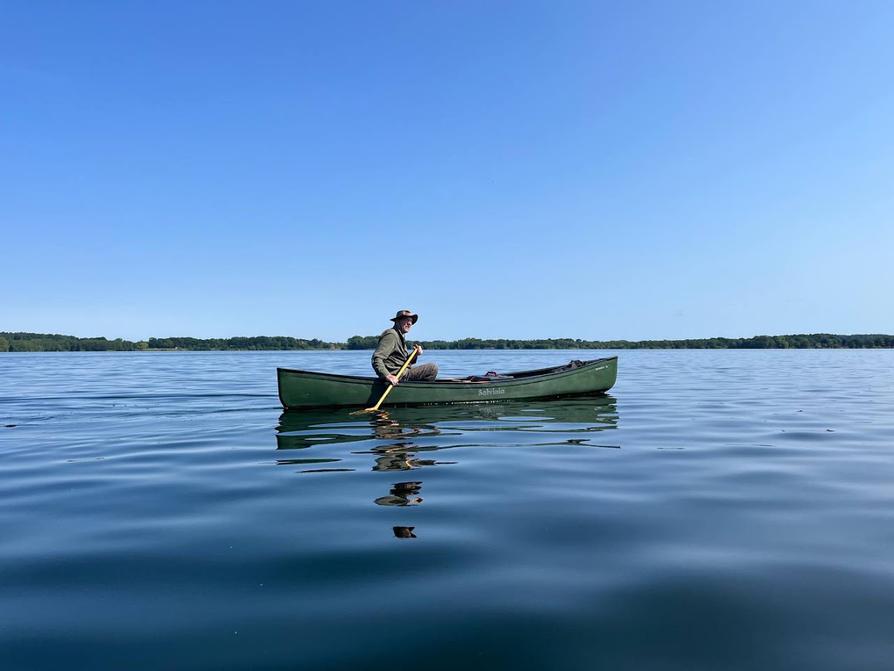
[2,350,894,670]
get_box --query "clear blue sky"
[3,1,893,342]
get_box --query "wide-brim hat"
[390,309,419,324]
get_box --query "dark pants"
[402,362,438,381]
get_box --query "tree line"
[2,331,894,352]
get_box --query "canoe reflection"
[275,395,618,537]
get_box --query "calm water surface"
[2,350,894,670]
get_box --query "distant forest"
[2,332,893,352]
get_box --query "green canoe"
[277,356,617,409]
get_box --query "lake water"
[2,349,894,670]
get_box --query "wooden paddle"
[352,345,421,414]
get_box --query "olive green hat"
[390,309,419,324]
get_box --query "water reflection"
[365,411,457,476]
[276,395,619,537]
[392,526,417,539]
[375,481,423,506]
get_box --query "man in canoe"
[372,310,438,384]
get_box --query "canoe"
[277,356,617,409]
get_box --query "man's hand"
[414,344,424,357]
[385,373,400,386]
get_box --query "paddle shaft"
[367,345,420,412]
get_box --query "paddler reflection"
[368,412,455,521]
[276,408,456,538]
[375,481,423,506]
[276,396,619,538]
[368,411,455,474]
[367,413,445,539]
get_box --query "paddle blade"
[349,407,377,415]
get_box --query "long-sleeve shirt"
[371,328,409,379]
